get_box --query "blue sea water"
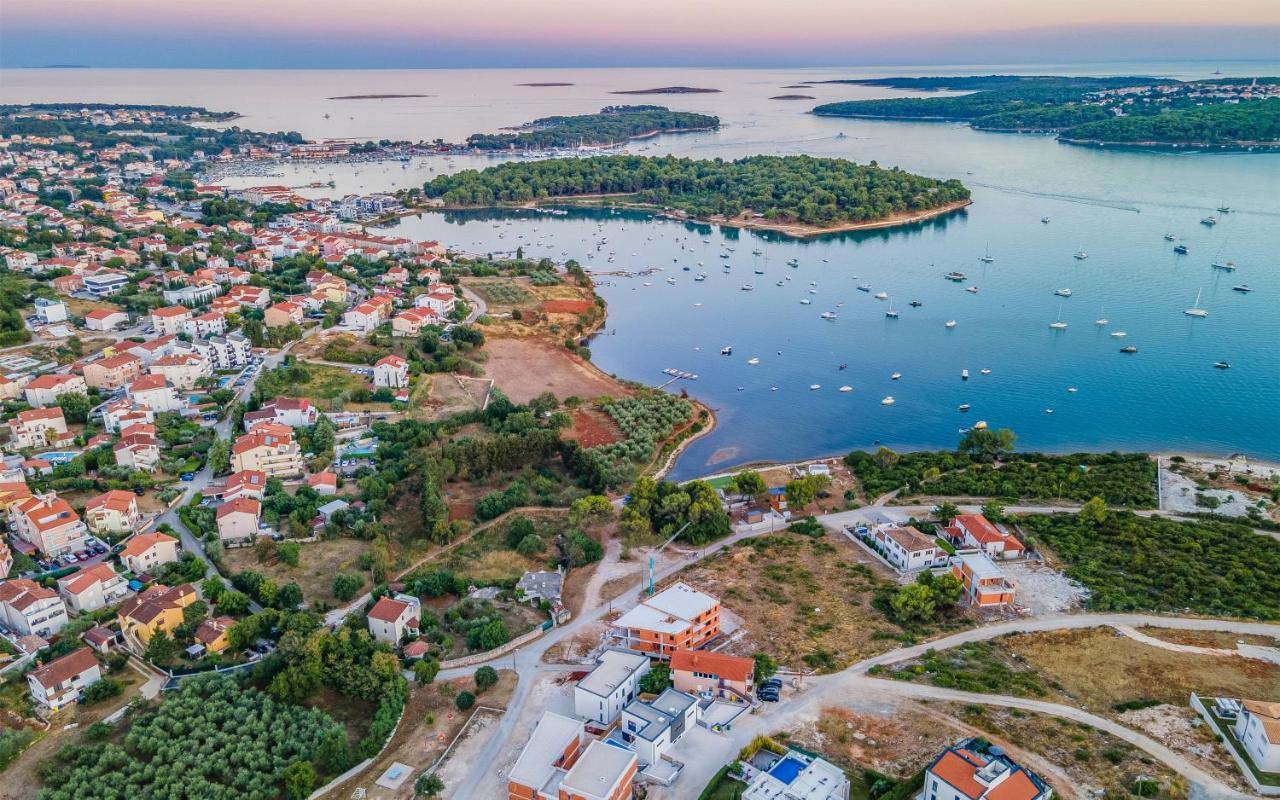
[6,64,1277,477]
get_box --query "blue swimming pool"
[769,756,805,785]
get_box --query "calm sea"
[4,65,1278,478]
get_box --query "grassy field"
[886,627,1280,715]
[1138,626,1280,650]
[221,536,372,608]
[671,533,915,672]
[464,277,536,309]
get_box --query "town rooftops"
[577,648,649,698]
[670,648,753,683]
[194,616,234,645]
[13,407,65,424]
[128,374,169,393]
[84,308,124,321]
[216,497,260,520]
[90,352,142,371]
[14,494,80,533]
[624,688,697,742]
[508,710,583,793]
[0,578,58,610]
[560,739,636,799]
[28,646,97,691]
[25,373,80,390]
[883,525,936,553]
[367,596,411,623]
[85,489,136,514]
[375,354,406,369]
[152,305,190,318]
[118,531,177,561]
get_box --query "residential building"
[215,497,261,543]
[148,352,211,390]
[194,333,252,370]
[182,310,227,339]
[82,352,143,390]
[947,514,1026,560]
[671,648,754,701]
[118,531,180,574]
[741,749,850,800]
[226,285,270,308]
[559,739,638,800]
[0,482,33,513]
[508,711,584,800]
[101,398,154,433]
[83,308,128,331]
[950,553,1016,608]
[418,288,457,316]
[150,305,192,336]
[0,374,24,402]
[82,270,129,297]
[264,301,304,329]
[26,647,102,711]
[0,579,69,637]
[574,648,650,726]
[125,335,177,365]
[613,582,721,658]
[23,373,87,408]
[0,540,11,579]
[83,489,143,535]
[1235,700,1280,773]
[872,525,944,573]
[231,428,303,478]
[117,583,198,645]
[617,688,699,771]
[391,307,438,337]
[923,738,1051,800]
[367,594,420,645]
[245,397,318,429]
[307,471,337,496]
[194,616,234,654]
[126,374,183,413]
[162,282,220,306]
[373,354,408,389]
[342,295,394,332]
[8,407,71,449]
[10,493,89,557]
[34,297,68,324]
[113,431,162,472]
[82,626,118,654]
[56,562,129,613]
[222,469,267,502]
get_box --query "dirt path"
[1112,624,1241,658]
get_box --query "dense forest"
[465,106,718,150]
[421,154,970,226]
[812,76,1280,146]
[1021,509,1280,619]
[1061,98,1280,144]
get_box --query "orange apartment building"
[612,582,720,659]
[950,552,1016,607]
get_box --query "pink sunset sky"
[3,0,1279,67]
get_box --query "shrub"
[474,666,498,692]
[455,691,475,711]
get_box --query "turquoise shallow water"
[6,65,1277,477]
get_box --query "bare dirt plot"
[221,537,371,607]
[561,407,624,448]
[423,373,490,420]
[668,533,908,672]
[482,338,628,404]
[542,298,593,314]
[1000,560,1087,616]
[1138,626,1280,650]
[998,627,1280,714]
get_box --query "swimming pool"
[768,756,806,785]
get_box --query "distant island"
[770,95,816,100]
[611,86,721,95]
[780,84,813,88]
[327,94,431,100]
[517,82,575,87]
[812,75,1280,150]
[34,64,90,69]
[464,106,719,151]
[420,154,970,237]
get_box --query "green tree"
[958,427,1017,462]
[144,630,178,665]
[474,665,498,693]
[332,573,362,602]
[639,662,671,694]
[207,438,230,475]
[933,501,960,522]
[516,533,544,557]
[56,392,92,424]
[283,760,316,800]
[415,772,445,798]
[278,541,301,567]
[981,501,1006,523]
[752,652,778,683]
[568,494,613,526]
[455,691,475,711]
[217,589,250,616]
[890,582,937,623]
[414,658,440,686]
[275,582,304,610]
[733,470,767,500]
[1080,496,1109,527]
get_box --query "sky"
[2,0,1279,68]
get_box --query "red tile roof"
[28,647,98,691]
[670,648,754,683]
[368,596,411,623]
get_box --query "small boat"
[857,284,872,292]
[881,396,895,405]
[721,346,733,355]
[1120,345,1138,353]
[972,420,988,430]
[809,384,821,391]
[979,368,991,375]
[1095,308,1108,326]
[958,403,971,412]
[966,286,978,294]
[787,258,799,267]
[720,253,731,259]
[1184,288,1208,318]
[885,305,898,319]
[741,284,754,291]
[874,291,888,300]
[747,357,760,366]
[838,363,848,370]
[666,277,677,285]
[1214,361,1230,369]
[1201,216,1217,226]
[945,320,957,328]
[1211,261,1236,271]
[961,369,970,380]
[1044,408,1054,414]
[1217,206,1232,213]
[1232,284,1253,293]
[979,244,994,263]
[1164,233,1177,241]
[909,300,923,308]
[944,271,966,282]
[1054,288,1072,297]
[1174,244,1189,254]
[1049,320,1068,330]
[1073,251,1088,260]
[839,385,852,393]
[1041,216,1051,224]
[799,298,812,305]
[1067,387,1078,393]
[694,274,706,282]
[1111,331,1127,338]
[890,372,901,380]
[776,281,785,287]
[820,311,837,320]
[751,248,762,255]
[754,269,765,275]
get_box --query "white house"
[34,297,68,324]
[26,647,102,711]
[372,355,408,389]
[948,514,1026,560]
[741,748,851,800]
[617,688,699,771]
[83,308,129,331]
[23,373,87,408]
[923,738,1051,800]
[56,563,129,614]
[127,374,184,413]
[574,648,651,726]
[1235,700,1280,773]
[215,497,261,543]
[416,288,457,316]
[872,525,944,573]
[0,578,69,637]
[367,594,420,645]
[150,305,192,336]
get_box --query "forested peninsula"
[420,154,971,235]
[465,106,719,150]
[812,76,1280,149]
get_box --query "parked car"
[761,678,783,690]
[180,472,196,481]
[758,691,780,703]
[133,486,146,495]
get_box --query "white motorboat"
[747,357,760,365]
[881,396,895,405]
[945,320,957,328]
[890,372,901,380]
[809,384,821,390]
[1184,288,1209,318]
[1054,288,1072,297]
[839,385,852,393]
